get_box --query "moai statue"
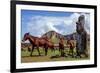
[76,15,87,58]
[78,15,85,25]
[76,15,85,34]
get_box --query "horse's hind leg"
[30,46,34,56]
[37,46,41,56]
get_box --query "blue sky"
[21,9,90,38]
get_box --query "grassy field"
[21,47,90,63]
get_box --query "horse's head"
[22,33,30,42]
[66,39,70,44]
[59,37,64,41]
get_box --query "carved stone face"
[76,15,85,33]
[78,15,85,25]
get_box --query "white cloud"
[26,13,90,37]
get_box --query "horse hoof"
[30,55,32,57]
[39,55,41,56]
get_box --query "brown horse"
[44,36,55,55]
[59,38,65,56]
[22,33,55,56]
[66,39,76,57]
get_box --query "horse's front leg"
[30,46,34,56]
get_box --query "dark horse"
[22,33,55,56]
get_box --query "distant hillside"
[42,30,64,39]
[42,30,77,40]
[42,30,90,41]
[64,32,90,41]
[42,31,64,44]
[64,32,76,40]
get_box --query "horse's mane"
[29,34,51,42]
[30,35,39,39]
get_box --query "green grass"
[21,47,90,63]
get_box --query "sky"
[21,9,90,38]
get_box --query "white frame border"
[16,4,95,69]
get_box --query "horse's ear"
[26,32,30,35]
[28,32,30,35]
